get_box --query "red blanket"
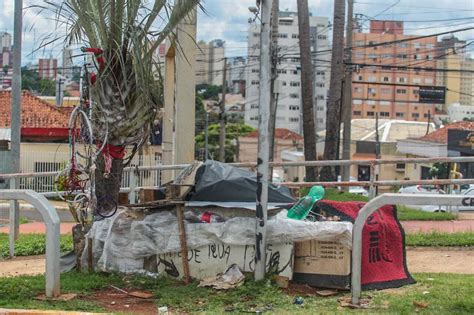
[315,200,415,290]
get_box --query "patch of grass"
[0,272,472,314]
[406,232,474,247]
[0,233,73,258]
[397,205,456,221]
[0,272,124,311]
[323,188,370,202]
[19,217,29,224]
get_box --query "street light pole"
[254,0,272,281]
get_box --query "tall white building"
[62,47,74,78]
[245,12,330,133]
[1,32,12,51]
[195,39,225,86]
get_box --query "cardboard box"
[293,240,351,289]
[150,242,294,280]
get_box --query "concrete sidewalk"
[402,220,474,233]
[0,222,75,235]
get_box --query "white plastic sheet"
[83,208,352,273]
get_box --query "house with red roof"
[0,90,70,142]
[397,121,474,179]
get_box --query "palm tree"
[37,0,201,205]
[320,0,345,181]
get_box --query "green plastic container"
[287,186,325,220]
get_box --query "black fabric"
[187,161,295,203]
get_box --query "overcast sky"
[0,0,472,64]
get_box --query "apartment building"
[351,20,438,122]
[38,57,58,80]
[195,39,225,86]
[436,51,474,112]
[245,12,331,133]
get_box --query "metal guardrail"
[0,189,60,298]
[350,193,469,306]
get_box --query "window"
[278,33,288,38]
[291,34,299,39]
[383,77,390,82]
[396,112,404,118]
[250,104,259,109]
[355,40,364,47]
[281,81,287,86]
[367,111,375,117]
[414,54,420,60]
[382,54,392,58]
[353,111,362,116]
[398,77,406,83]
[368,76,376,82]
[354,87,363,93]
[290,81,300,87]
[412,113,420,118]
[380,112,390,117]
[368,54,377,59]
[396,163,406,170]
[253,32,260,37]
[292,70,298,75]
[289,105,300,111]
[426,43,434,49]
[251,80,259,85]
[425,78,434,84]
[396,89,407,94]
[317,35,327,40]
[316,94,325,100]
[367,100,376,105]
[424,113,432,118]
[426,55,433,60]
[414,43,421,49]
[368,87,377,94]
[358,75,363,81]
[316,71,325,76]
[397,54,408,59]
[380,101,390,106]
[289,117,299,122]
[277,69,287,74]
[316,83,325,87]
[369,41,377,45]
[353,100,363,105]
[355,52,364,59]
[251,69,259,73]
[289,93,299,99]
[250,116,259,121]
[398,43,408,48]
[317,106,324,111]
[381,88,391,94]
[412,77,421,84]
[413,89,419,95]
[382,66,391,70]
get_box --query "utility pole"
[204,111,209,161]
[371,112,381,198]
[297,0,318,182]
[255,0,272,281]
[321,0,346,181]
[9,0,23,255]
[341,0,354,190]
[268,0,279,181]
[219,58,227,162]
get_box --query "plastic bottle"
[287,185,325,220]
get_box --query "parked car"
[398,185,474,212]
[337,176,369,197]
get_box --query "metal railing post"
[8,178,20,257]
[128,167,137,204]
[0,190,61,298]
[351,193,467,305]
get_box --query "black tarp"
[187,161,295,203]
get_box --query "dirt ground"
[82,289,158,315]
[406,247,474,274]
[0,255,46,277]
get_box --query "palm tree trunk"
[320,0,346,181]
[95,155,124,208]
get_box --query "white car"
[337,176,369,197]
[398,185,473,212]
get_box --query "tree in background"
[195,123,254,162]
[21,68,56,96]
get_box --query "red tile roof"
[418,121,474,144]
[0,90,70,129]
[245,128,303,141]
